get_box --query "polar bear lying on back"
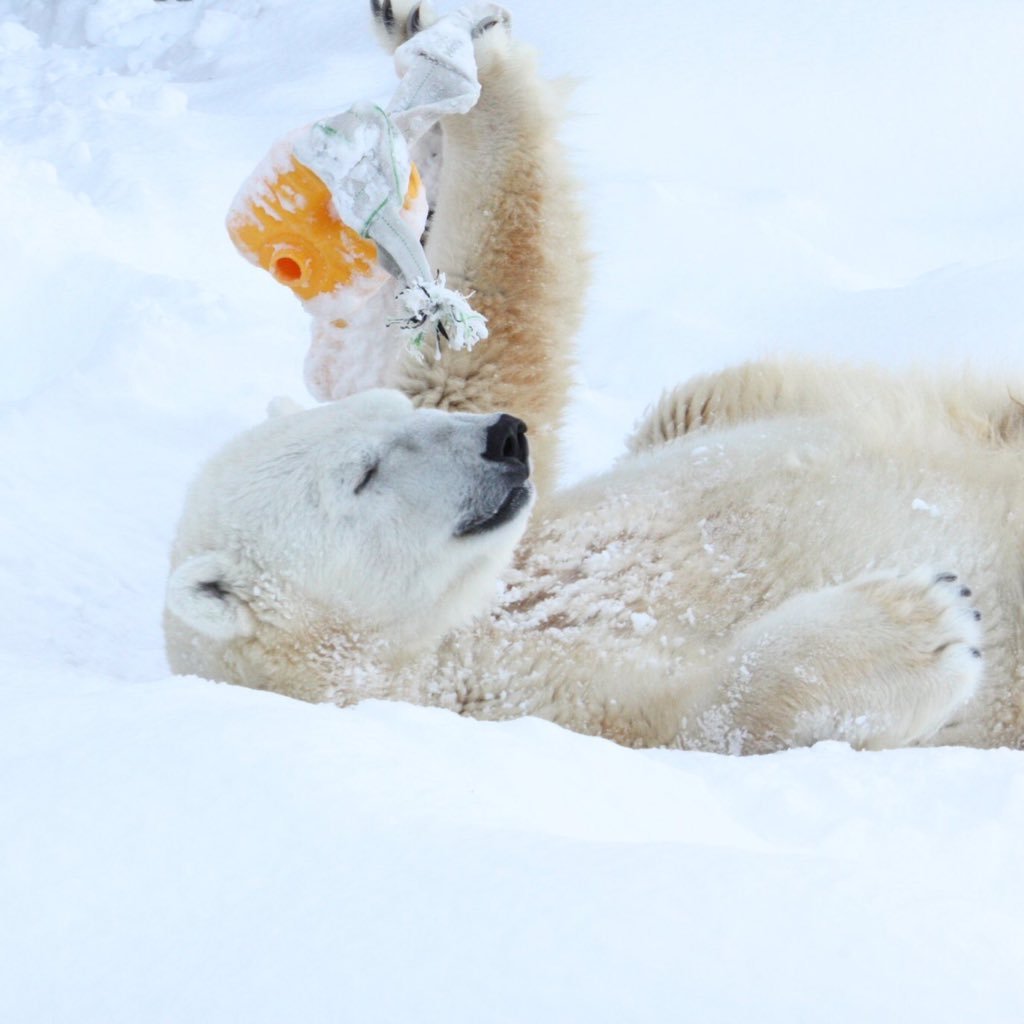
[165,2,1024,753]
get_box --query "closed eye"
[354,462,379,495]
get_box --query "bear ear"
[166,552,256,640]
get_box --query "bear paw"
[837,567,985,738]
[707,567,986,752]
[867,569,983,667]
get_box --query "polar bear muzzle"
[456,414,532,537]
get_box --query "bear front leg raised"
[385,5,588,498]
[685,569,984,754]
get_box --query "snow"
[1,0,1023,1020]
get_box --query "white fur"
[165,367,1024,751]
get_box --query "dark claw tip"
[935,572,958,583]
[959,586,972,598]
[973,609,982,621]
[970,648,982,659]
[472,16,500,38]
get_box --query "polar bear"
[165,2,1024,753]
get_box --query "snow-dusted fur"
[165,5,1023,753]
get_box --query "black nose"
[483,414,529,468]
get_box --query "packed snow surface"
[2,0,1023,1020]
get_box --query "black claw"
[970,648,982,659]
[973,609,982,621]
[935,572,958,584]
[382,0,395,31]
[408,4,421,34]
[959,586,972,598]
[472,16,499,38]
[371,0,382,19]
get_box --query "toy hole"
[273,257,303,283]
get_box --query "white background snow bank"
[1,0,1023,1020]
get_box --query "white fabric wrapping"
[293,4,510,356]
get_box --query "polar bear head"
[164,389,533,698]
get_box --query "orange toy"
[225,5,501,400]
[227,149,425,305]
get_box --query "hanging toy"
[226,4,507,400]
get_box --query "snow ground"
[1,0,1023,1020]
